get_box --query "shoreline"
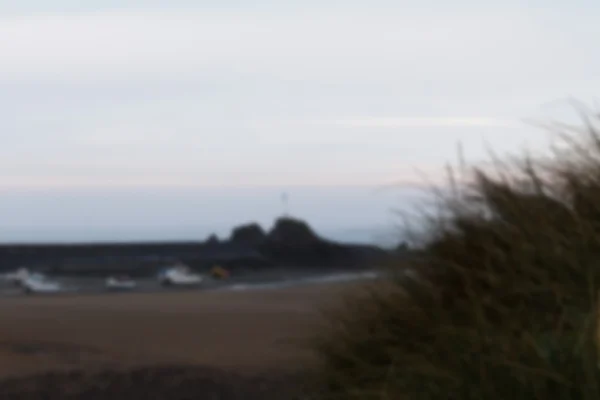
[0,268,381,298]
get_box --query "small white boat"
[2,267,32,286]
[105,275,137,291]
[21,273,61,294]
[158,264,203,287]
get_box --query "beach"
[0,280,364,398]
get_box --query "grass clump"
[312,113,600,399]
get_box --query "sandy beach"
[0,281,360,380]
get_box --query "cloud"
[0,8,596,92]
[0,6,597,188]
[318,117,518,128]
[0,162,450,189]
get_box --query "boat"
[20,273,61,294]
[2,267,32,286]
[210,265,230,280]
[105,275,137,291]
[157,264,203,287]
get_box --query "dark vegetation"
[0,217,394,277]
[311,114,600,399]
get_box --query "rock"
[205,234,220,246]
[267,217,320,245]
[229,223,267,246]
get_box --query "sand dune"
[0,282,360,379]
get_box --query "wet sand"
[0,281,360,379]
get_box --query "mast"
[281,192,290,217]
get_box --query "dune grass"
[312,113,600,399]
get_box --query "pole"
[281,192,289,217]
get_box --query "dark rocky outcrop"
[205,234,220,246]
[267,218,319,245]
[230,223,267,246]
[269,218,392,268]
[0,217,393,276]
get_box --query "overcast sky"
[0,1,598,242]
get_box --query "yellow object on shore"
[210,265,230,279]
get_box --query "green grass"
[311,112,600,399]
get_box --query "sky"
[0,0,598,243]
